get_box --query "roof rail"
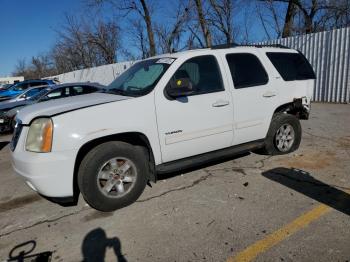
[211,43,290,49]
[211,43,240,49]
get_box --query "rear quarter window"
[266,52,316,81]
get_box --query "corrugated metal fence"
[263,27,350,103]
[51,27,350,103]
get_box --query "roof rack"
[211,43,240,49]
[211,43,290,49]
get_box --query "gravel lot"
[0,103,349,262]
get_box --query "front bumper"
[10,127,77,197]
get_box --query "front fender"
[49,95,162,164]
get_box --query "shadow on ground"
[7,240,52,261]
[82,228,127,262]
[262,167,350,216]
[0,141,9,151]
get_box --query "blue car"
[0,79,56,100]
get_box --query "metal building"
[263,27,350,103]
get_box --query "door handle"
[263,91,277,98]
[212,100,230,107]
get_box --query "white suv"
[10,44,315,211]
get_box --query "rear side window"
[226,53,268,89]
[71,86,84,95]
[266,52,316,81]
[71,86,98,95]
[44,87,70,99]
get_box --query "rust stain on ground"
[82,211,114,222]
[277,150,336,170]
[337,136,350,149]
[0,194,42,213]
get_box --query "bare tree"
[155,1,191,53]
[55,15,96,69]
[12,55,56,79]
[193,0,213,47]
[87,20,120,64]
[31,55,55,78]
[51,14,120,74]
[256,0,284,38]
[208,0,234,44]
[313,0,350,31]
[129,19,149,59]
[139,0,156,56]
[90,0,156,56]
[12,59,27,77]
[282,0,297,37]
[259,0,350,37]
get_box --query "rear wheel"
[262,113,301,155]
[78,141,149,212]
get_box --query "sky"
[0,0,280,77]
[0,0,84,77]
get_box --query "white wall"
[49,61,136,86]
[0,76,24,84]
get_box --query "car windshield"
[28,88,51,101]
[15,87,45,99]
[0,84,13,90]
[12,83,26,91]
[106,58,174,97]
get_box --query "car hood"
[0,100,31,112]
[17,93,131,124]
[0,90,18,97]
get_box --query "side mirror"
[39,96,49,102]
[166,78,195,98]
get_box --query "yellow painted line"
[227,204,331,262]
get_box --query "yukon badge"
[165,130,183,135]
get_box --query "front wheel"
[78,141,149,212]
[10,117,17,131]
[262,113,302,155]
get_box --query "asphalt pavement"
[0,103,349,262]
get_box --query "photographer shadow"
[82,228,127,262]
[262,167,350,216]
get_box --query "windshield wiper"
[104,89,128,96]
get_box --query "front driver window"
[171,55,224,95]
[23,87,43,98]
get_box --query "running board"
[156,140,265,175]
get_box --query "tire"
[262,113,301,155]
[10,117,17,132]
[78,141,149,212]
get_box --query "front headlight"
[0,111,6,123]
[26,118,53,153]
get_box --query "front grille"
[10,120,23,152]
